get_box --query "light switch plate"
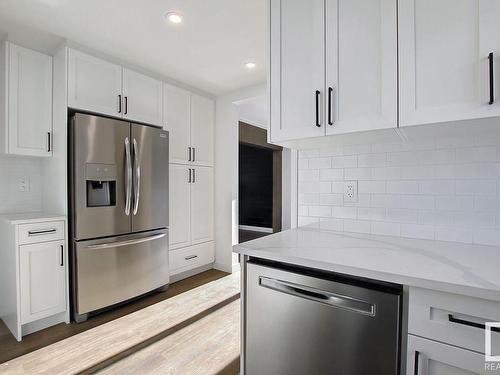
[344,181,358,202]
[18,176,30,192]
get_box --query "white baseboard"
[239,225,273,233]
[213,262,233,273]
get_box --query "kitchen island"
[234,225,500,375]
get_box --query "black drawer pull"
[414,351,420,375]
[28,228,57,236]
[489,52,494,105]
[448,314,500,333]
[185,255,198,260]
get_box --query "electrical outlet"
[18,176,30,192]
[344,181,358,202]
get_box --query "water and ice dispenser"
[85,163,117,207]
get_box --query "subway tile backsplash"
[298,133,500,246]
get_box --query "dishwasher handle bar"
[259,276,376,316]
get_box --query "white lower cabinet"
[190,166,214,245]
[406,287,500,375]
[169,164,191,250]
[0,215,68,341]
[407,335,487,375]
[169,164,214,277]
[19,241,66,324]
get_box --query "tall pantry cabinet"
[163,84,215,279]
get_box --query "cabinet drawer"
[409,287,500,354]
[406,335,490,375]
[170,242,214,275]
[18,221,65,245]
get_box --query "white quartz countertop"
[233,226,500,302]
[0,212,67,224]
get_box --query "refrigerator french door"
[70,113,169,322]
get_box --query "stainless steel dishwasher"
[243,259,403,375]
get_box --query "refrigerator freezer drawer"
[75,229,169,315]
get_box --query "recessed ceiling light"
[164,11,183,24]
[245,62,256,69]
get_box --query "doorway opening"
[238,121,282,243]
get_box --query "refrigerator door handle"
[132,138,141,215]
[125,137,132,216]
[85,233,167,250]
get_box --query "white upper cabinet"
[326,0,397,135]
[68,49,122,117]
[169,164,191,250]
[269,0,326,142]
[190,94,214,166]
[269,0,397,143]
[399,0,500,126]
[2,42,53,157]
[68,49,163,126]
[164,84,191,164]
[122,68,163,126]
[190,166,214,245]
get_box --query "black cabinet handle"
[448,314,500,333]
[188,147,192,162]
[192,168,196,183]
[328,87,334,125]
[47,132,51,152]
[185,255,198,260]
[489,52,494,105]
[192,147,196,162]
[118,95,122,113]
[188,168,192,183]
[124,96,128,115]
[414,351,420,375]
[60,245,64,267]
[315,90,321,127]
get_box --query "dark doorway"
[238,122,282,243]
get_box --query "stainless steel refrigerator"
[69,113,169,322]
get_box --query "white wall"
[0,156,43,214]
[297,119,500,246]
[213,83,300,273]
[213,84,266,272]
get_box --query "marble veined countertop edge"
[233,226,500,302]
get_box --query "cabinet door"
[269,0,325,142]
[19,241,66,324]
[68,49,122,117]
[190,167,214,244]
[122,68,163,126]
[164,84,191,164]
[190,94,214,166]
[169,164,191,250]
[407,335,487,375]
[326,0,397,135]
[7,43,52,157]
[399,0,500,127]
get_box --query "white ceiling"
[0,0,267,95]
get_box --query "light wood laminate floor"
[0,269,229,364]
[97,300,240,375]
[0,271,240,374]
